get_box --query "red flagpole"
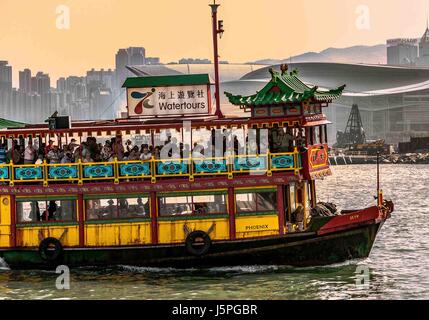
[210,1,224,119]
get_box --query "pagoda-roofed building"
[225,64,346,180]
[225,65,345,117]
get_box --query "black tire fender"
[38,237,63,262]
[185,230,212,256]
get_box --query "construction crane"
[334,104,386,155]
[335,104,366,148]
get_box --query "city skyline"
[1,0,429,86]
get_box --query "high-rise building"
[0,61,12,92]
[386,39,419,65]
[128,47,146,66]
[86,68,114,100]
[56,77,66,93]
[388,24,429,67]
[115,49,131,89]
[31,72,51,95]
[114,47,157,88]
[19,69,32,93]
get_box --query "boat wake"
[116,261,367,275]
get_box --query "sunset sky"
[1,0,429,86]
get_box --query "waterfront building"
[130,62,429,145]
[417,27,429,66]
[387,39,419,66]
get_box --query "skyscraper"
[19,69,32,93]
[0,61,12,92]
[114,47,149,88]
[32,72,51,95]
[115,49,130,88]
[128,47,146,66]
[56,77,66,93]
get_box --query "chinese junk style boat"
[0,65,393,269]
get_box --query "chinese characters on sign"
[127,85,210,117]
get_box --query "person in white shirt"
[140,146,152,160]
[24,140,36,164]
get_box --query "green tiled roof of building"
[225,66,346,106]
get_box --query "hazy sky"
[1,0,429,85]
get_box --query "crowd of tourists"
[0,126,307,165]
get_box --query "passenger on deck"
[83,152,94,163]
[140,146,152,160]
[61,151,73,164]
[129,146,141,160]
[47,146,61,164]
[271,126,293,153]
[24,140,37,164]
[113,136,125,161]
[44,140,54,156]
[7,144,21,164]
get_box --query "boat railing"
[0,149,302,186]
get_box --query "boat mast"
[377,151,383,206]
[209,0,224,119]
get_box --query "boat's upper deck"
[0,66,342,192]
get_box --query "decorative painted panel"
[309,146,328,169]
[234,156,267,171]
[286,105,301,116]
[270,106,285,117]
[195,160,227,174]
[271,155,294,169]
[83,164,114,178]
[252,107,269,118]
[48,165,79,179]
[119,162,150,177]
[0,166,9,179]
[157,161,188,175]
[14,166,43,180]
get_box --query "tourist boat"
[0,65,393,269]
[0,3,393,269]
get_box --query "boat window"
[16,199,76,223]
[235,190,277,214]
[158,193,227,216]
[86,196,150,220]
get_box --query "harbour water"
[0,164,428,300]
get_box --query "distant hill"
[252,44,387,65]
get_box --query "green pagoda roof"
[225,66,346,106]
[122,74,210,88]
[0,118,26,130]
